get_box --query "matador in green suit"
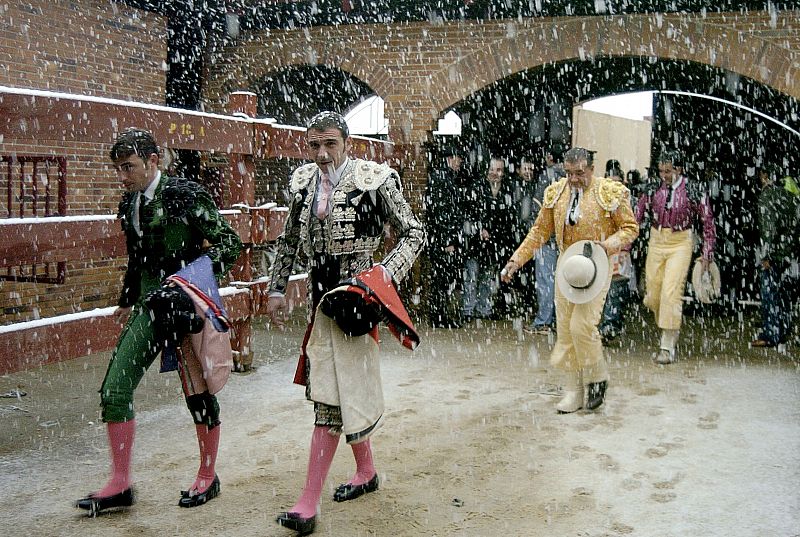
[76,128,242,515]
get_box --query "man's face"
[487,159,505,183]
[446,155,462,171]
[114,153,158,192]
[519,161,535,182]
[658,162,676,183]
[564,159,593,188]
[306,127,350,172]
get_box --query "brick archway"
[423,13,797,137]
[208,36,395,109]
[207,11,797,144]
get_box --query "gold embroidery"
[595,178,628,212]
[543,178,568,208]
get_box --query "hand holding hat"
[691,259,721,304]
[556,240,610,304]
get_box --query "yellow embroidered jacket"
[509,177,639,267]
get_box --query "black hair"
[307,111,349,139]
[605,159,624,178]
[110,128,159,162]
[658,150,683,167]
[563,147,595,167]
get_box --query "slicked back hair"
[563,147,595,167]
[658,150,683,168]
[307,111,349,139]
[110,128,159,162]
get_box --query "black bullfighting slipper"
[178,475,220,507]
[276,511,316,535]
[585,381,608,410]
[332,473,379,502]
[75,487,135,517]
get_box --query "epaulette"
[543,178,569,208]
[595,178,629,212]
[290,163,317,193]
[352,159,396,191]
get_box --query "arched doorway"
[432,56,799,307]
[249,65,380,206]
[253,64,375,125]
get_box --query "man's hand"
[480,228,490,241]
[501,260,519,283]
[445,245,456,254]
[113,306,131,325]
[701,258,711,272]
[266,295,288,329]
[761,259,771,270]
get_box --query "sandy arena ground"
[1,310,799,537]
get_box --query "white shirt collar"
[142,171,161,202]
[320,158,349,187]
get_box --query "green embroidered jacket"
[117,176,242,308]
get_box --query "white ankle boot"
[556,371,584,413]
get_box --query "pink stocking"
[349,438,376,486]
[290,426,340,518]
[95,419,135,497]
[190,423,220,494]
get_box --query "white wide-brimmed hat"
[691,259,721,304]
[556,240,610,304]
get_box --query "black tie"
[568,191,580,225]
[138,194,151,232]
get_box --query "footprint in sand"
[596,453,619,472]
[247,423,276,437]
[574,421,598,432]
[645,439,685,458]
[698,412,719,429]
[621,477,642,490]
[650,491,677,503]
[455,389,471,400]
[645,444,669,458]
[397,378,423,387]
[681,393,698,404]
[387,408,418,418]
[610,522,635,534]
[637,386,660,397]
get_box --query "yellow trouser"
[644,227,693,330]
[551,257,611,380]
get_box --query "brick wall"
[0,0,167,325]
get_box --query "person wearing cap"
[424,143,470,328]
[635,151,716,364]
[266,111,425,535]
[751,165,799,347]
[501,147,639,413]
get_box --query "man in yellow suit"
[502,147,639,413]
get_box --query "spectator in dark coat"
[752,165,800,347]
[463,156,516,320]
[425,144,470,327]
